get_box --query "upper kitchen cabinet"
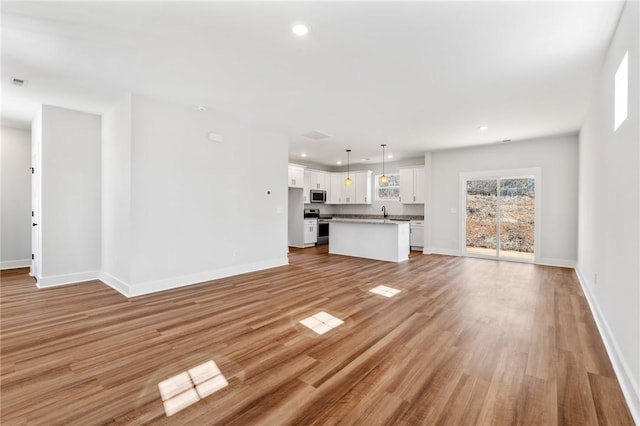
[303,172,311,203]
[399,167,425,204]
[307,170,330,191]
[288,164,305,188]
[327,170,372,204]
[354,171,372,204]
[329,173,344,204]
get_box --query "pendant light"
[344,149,353,186]
[378,144,389,185]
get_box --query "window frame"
[614,51,629,131]
[374,173,400,201]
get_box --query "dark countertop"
[319,214,424,221]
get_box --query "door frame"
[459,168,541,263]
[31,122,41,279]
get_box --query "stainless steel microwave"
[310,189,326,203]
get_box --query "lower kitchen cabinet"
[304,219,317,246]
[410,220,424,250]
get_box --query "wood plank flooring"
[1,247,634,425]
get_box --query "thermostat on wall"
[207,131,223,143]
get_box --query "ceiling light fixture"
[292,23,310,36]
[478,125,489,131]
[379,144,389,185]
[11,77,28,87]
[344,150,353,186]
[387,154,393,159]
[336,161,342,165]
[301,153,307,158]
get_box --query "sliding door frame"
[459,168,542,263]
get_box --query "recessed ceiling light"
[336,161,342,165]
[478,125,489,131]
[292,23,310,36]
[301,153,307,157]
[387,154,393,159]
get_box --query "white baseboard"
[36,270,100,288]
[98,271,131,297]
[535,257,576,268]
[32,258,291,298]
[426,248,461,256]
[128,257,290,297]
[0,259,31,270]
[575,266,640,424]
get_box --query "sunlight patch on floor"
[299,311,344,335]
[158,360,228,416]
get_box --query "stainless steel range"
[317,219,329,245]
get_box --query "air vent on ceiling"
[11,77,28,87]
[303,130,332,140]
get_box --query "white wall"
[426,134,579,266]
[0,127,31,269]
[577,0,639,421]
[120,95,288,295]
[37,105,101,285]
[101,95,132,289]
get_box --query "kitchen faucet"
[382,206,388,218]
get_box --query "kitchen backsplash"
[306,200,424,217]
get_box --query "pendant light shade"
[378,144,389,185]
[344,149,353,186]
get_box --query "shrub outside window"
[375,173,400,201]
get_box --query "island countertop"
[326,218,410,224]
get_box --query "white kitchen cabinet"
[410,220,424,250]
[288,164,305,188]
[304,219,317,246]
[414,168,426,203]
[342,174,356,203]
[308,170,330,191]
[303,173,311,203]
[305,169,330,203]
[354,171,372,204]
[327,171,372,204]
[329,173,344,204]
[399,167,425,204]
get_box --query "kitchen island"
[328,219,410,262]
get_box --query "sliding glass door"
[498,178,535,260]
[465,179,498,257]
[463,171,538,262]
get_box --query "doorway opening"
[460,169,540,262]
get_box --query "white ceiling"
[1,1,624,166]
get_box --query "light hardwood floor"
[1,247,633,425]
